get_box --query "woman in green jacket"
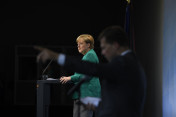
[60,34,101,117]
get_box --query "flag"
[124,0,135,51]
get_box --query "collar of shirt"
[121,49,132,56]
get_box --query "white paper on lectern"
[80,97,101,107]
[46,78,58,80]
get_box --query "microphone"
[67,75,91,96]
[41,57,55,80]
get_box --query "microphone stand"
[41,57,55,80]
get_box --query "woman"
[60,34,101,117]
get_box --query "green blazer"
[71,49,101,99]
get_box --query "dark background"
[0,0,163,117]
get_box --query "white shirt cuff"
[58,54,66,66]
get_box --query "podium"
[36,79,59,117]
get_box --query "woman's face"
[77,38,90,55]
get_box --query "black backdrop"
[0,1,164,117]
[0,1,127,117]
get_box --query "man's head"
[98,25,129,62]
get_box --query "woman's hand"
[59,76,71,84]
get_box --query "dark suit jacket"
[63,51,147,117]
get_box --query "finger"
[34,46,45,52]
[87,103,95,111]
[86,103,90,110]
[38,51,47,63]
[91,105,96,111]
[41,50,50,63]
[62,79,65,83]
[65,80,68,83]
[62,80,66,84]
[60,77,64,80]
[60,79,66,84]
[89,104,94,110]
[60,80,63,84]
[60,80,64,84]
[36,52,43,63]
[59,78,63,82]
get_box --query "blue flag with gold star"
[124,0,135,51]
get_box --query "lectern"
[36,79,59,117]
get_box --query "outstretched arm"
[34,46,123,80]
[34,46,59,63]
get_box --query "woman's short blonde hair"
[76,34,94,49]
